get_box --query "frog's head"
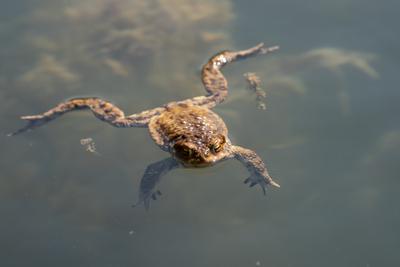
[172,134,228,167]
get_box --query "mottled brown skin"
[149,103,229,167]
[10,43,280,209]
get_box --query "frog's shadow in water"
[10,43,280,210]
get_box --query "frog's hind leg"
[9,97,163,136]
[200,43,279,107]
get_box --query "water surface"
[1,0,399,266]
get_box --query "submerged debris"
[80,137,99,155]
[244,72,267,110]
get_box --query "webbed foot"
[231,145,280,195]
[132,157,180,210]
[133,190,163,210]
[244,173,280,195]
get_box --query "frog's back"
[148,103,227,150]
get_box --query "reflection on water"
[1,0,400,266]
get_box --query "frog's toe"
[151,190,162,200]
[132,195,151,210]
[133,190,162,210]
[244,177,258,187]
[260,44,280,55]
[8,115,49,136]
[21,115,42,120]
[243,174,279,195]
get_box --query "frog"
[10,43,280,209]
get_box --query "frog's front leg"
[133,157,180,210]
[230,145,280,194]
[9,97,165,136]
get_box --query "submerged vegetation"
[21,0,234,95]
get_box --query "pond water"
[1,0,399,266]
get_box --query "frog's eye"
[210,143,222,153]
[174,143,193,159]
[183,147,193,157]
[209,136,225,153]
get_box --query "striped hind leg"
[200,43,279,107]
[9,97,158,136]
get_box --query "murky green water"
[1,1,399,266]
